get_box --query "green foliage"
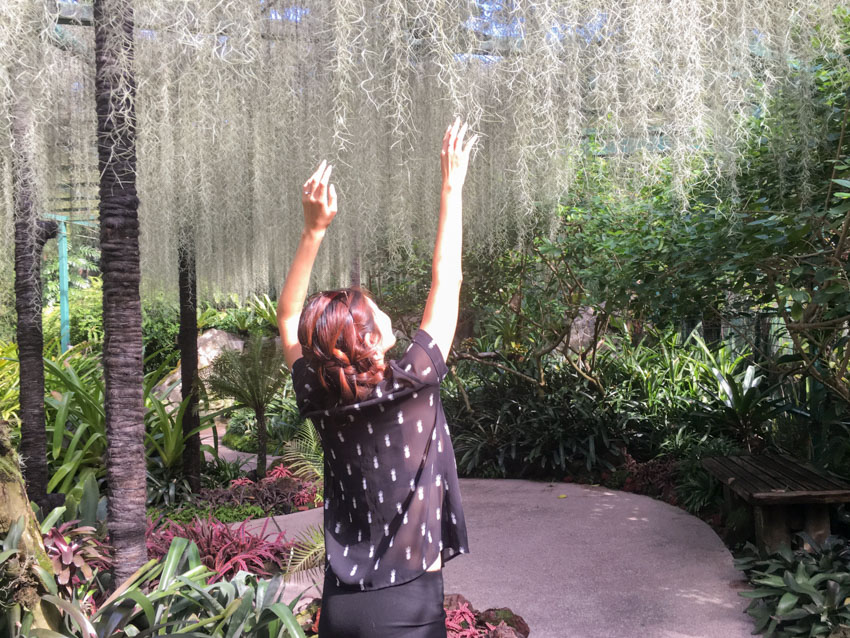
[445,358,621,479]
[206,334,290,478]
[147,503,268,525]
[734,533,850,637]
[141,296,181,376]
[0,341,20,429]
[0,534,308,638]
[42,276,104,352]
[41,242,100,308]
[281,420,324,484]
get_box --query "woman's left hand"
[302,160,338,232]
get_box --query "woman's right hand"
[441,116,478,191]
[302,160,338,233]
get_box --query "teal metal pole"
[58,220,70,353]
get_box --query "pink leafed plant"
[146,514,294,584]
[265,464,294,480]
[230,477,255,487]
[293,481,318,508]
[445,601,485,638]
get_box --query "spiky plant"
[205,335,289,478]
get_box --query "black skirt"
[319,567,447,638]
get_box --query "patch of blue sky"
[259,0,309,24]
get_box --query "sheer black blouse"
[291,328,470,590]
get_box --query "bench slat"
[754,454,835,492]
[748,489,850,505]
[742,455,812,492]
[703,457,769,503]
[713,456,779,493]
[768,454,849,491]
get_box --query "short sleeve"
[391,329,449,386]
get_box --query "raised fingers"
[313,163,333,202]
[304,159,327,190]
[462,133,479,156]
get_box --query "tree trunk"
[11,94,58,509]
[178,224,201,492]
[94,0,147,587]
[0,421,62,630]
[255,405,267,479]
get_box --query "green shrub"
[42,276,104,351]
[734,533,850,637]
[141,296,181,375]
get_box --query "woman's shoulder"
[389,328,448,386]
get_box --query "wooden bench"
[702,453,850,553]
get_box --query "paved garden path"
[199,421,281,472]
[232,477,755,638]
[199,424,753,636]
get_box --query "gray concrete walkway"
[200,421,281,472]
[233,478,754,638]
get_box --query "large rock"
[153,329,245,405]
[479,608,530,638]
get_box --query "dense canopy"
[1,0,848,299]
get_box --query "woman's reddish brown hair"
[297,287,390,408]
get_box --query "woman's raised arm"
[420,118,478,362]
[277,160,337,369]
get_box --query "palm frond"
[284,523,325,584]
[282,420,324,482]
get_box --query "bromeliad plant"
[734,532,850,637]
[2,532,308,638]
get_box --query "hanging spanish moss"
[1,0,848,300]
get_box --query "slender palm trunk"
[12,95,57,508]
[94,0,147,586]
[255,405,267,479]
[178,224,201,492]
